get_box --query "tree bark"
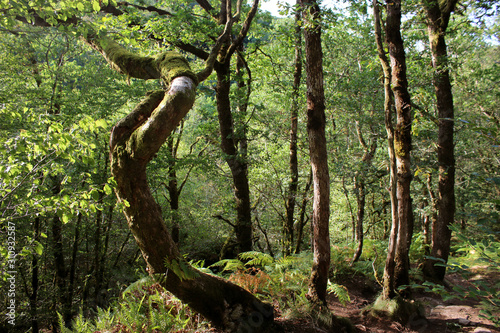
[295,171,313,254]
[387,0,414,297]
[30,217,40,333]
[101,37,273,331]
[375,0,414,299]
[374,0,396,299]
[285,1,303,256]
[300,0,331,304]
[351,122,377,263]
[50,177,72,327]
[167,135,181,244]
[215,59,253,254]
[422,0,458,282]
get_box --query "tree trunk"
[352,122,377,264]
[167,135,181,244]
[422,0,458,282]
[352,178,365,263]
[50,177,72,327]
[301,0,331,304]
[375,0,414,299]
[30,217,40,333]
[215,60,253,254]
[285,2,303,256]
[387,0,414,297]
[68,213,82,317]
[295,171,313,254]
[374,0,397,299]
[101,37,273,331]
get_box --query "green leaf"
[90,189,100,201]
[103,184,112,195]
[76,2,84,11]
[95,118,107,128]
[34,241,43,256]
[92,0,101,12]
[61,212,71,224]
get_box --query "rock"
[472,328,491,333]
[458,318,471,326]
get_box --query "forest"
[0,0,499,332]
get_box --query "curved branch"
[225,0,260,62]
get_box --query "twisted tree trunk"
[91,35,273,332]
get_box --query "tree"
[171,0,259,254]
[351,121,378,263]
[374,0,414,300]
[422,0,458,282]
[284,0,303,256]
[5,2,274,330]
[300,0,331,304]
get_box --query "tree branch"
[213,214,236,228]
[224,0,260,62]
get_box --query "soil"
[275,269,500,333]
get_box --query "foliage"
[211,251,352,319]
[0,0,499,331]
[61,276,210,333]
[409,224,500,326]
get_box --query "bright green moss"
[155,52,198,85]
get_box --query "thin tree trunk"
[285,1,303,256]
[423,173,437,255]
[422,0,458,282]
[50,177,72,327]
[352,122,377,264]
[68,213,82,316]
[96,205,113,303]
[374,0,397,299]
[167,135,181,243]
[301,0,330,304]
[215,60,253,254]
[295,171,313,254]
[30,217,40,333]
[341,174,356,241]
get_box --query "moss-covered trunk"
[377,0,414,299]
[93,36,273,332]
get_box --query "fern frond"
[239,251,274,266]
[209,259,245,272]
[122,276,152,296]
[327,280,351,307]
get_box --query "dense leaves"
[0,0,498,331]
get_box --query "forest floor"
[276,267,500,333]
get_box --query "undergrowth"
[410,224,500,326]
[210,250,352,322]
[60,248,362,332]
[60,276,210,333]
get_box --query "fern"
[209,258,245,272]
[327,280,351,306]
[122,276,151,296]
[165,258,200,281]
[239,251,274,267]
[57,312,73,333]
